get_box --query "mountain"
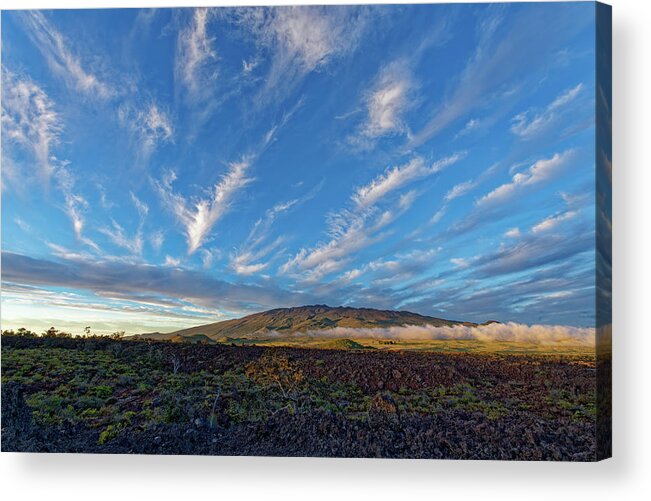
[130,304,472,342]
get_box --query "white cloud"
[356,61,412,143]
[175,8,218,97]
[118,103,173,157]
[408,8,584,149]
[336,248,439,288]
[430,207,447,225]
[164,255,181,267]
[455,117,481,138]
[444,179,477,202]
[99,220,143,255]
[201,248,220,269]
[531,210,578,234]
[505,227,521,238]
[259,6,365,72]
[242,58,259,74]
[2,69,99,251]
[476,150,575,207]
[450,257,470,269]
[150,230,165,253]
[154,158,253,255]
[283,153,462,281]
[231,6,369,105]
[1,69,61,182]
[231,236,284,276]
[353,153,463,209]
[511,83,584,139]
[340,268,362,283]
[261,95,305,147]
[54,164,100,252]
[295,322,595,345]
[230,184,321,276]
[231,261,270,276]
[98,192,149,256]
[14,217,32,233]
[128,193,146,218]
[20,11,113,99]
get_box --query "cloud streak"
[511,83,584,139]
[1,250,310,315]
[175,8,218,98]
[353,60,413,147]
[19,11,113,99]
[408,5,590,149]
[154,158,253,255]
[229,6,370,106]
[98,193,149,255]
[230,186,321,275]
[283,153,463,281]
[2,70,99,250]
[476,150,575,207]
[118,102,173,158]
[1,69,61,183]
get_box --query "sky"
[1,4,599,335]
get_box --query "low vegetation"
[1,333,598,459]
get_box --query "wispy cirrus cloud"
[231,181,322,276]
[351,60,413,148]
[336,248,440,289]
[505,227,521,238]
[455,118,481,139]
[1,68,61,183]
[54,164,100,252]
[229,6,370,106]
[149,230,165,253]
[231,200,298,276]
[511,83,584,139]
[175,8,218,99]
[347,15,452,151]
[444,179,478,202]
[18,11,113,99]
[476,149,575,207]
[118,102,173,159]
[2,69,99,251]
[531,210,578,234]
[98,192,149,256]
[282,153,463,281]
[154,158,253,255]
[353,154,463,209]
[408,5,589,149]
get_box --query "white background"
[1,0,649,499]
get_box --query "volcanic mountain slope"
[132,305,472,341]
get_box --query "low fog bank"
[284,322,596,345]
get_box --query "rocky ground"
[1,335,599,460]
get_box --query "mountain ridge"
[130,304,480,342]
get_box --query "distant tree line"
[1,326,125,340]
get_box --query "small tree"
[245,353,304,399]
[42,327,71,338]
[43,327,59,338]
[17,328,37,337]
[169,354,181,374]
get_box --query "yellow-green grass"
[213,336,595,355]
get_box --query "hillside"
[131,304,469,342]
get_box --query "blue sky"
[1,4,599,334]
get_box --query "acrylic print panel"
[1,2,611,461]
